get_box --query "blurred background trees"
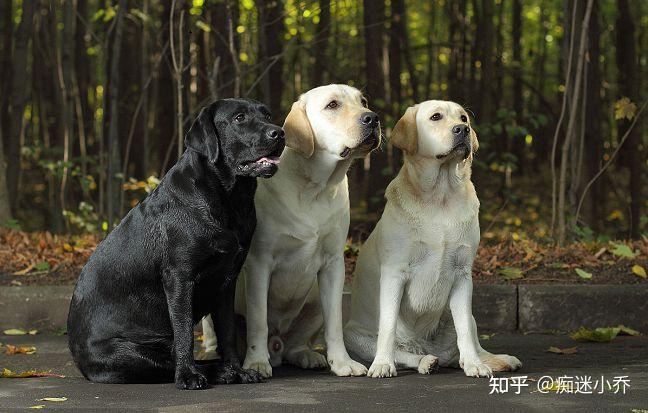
[0,0,645,243]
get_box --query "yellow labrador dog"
[203,85,380,377]
[344,100,521,378]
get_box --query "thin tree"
[0,0,12,223]
[364,0,388,213]
[6,0,34,210]
[106,0,127,229]
[615,0,642,238]
[556,0,594,244]
[312,0,330,87]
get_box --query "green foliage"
[63,202,100,233]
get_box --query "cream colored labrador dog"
[344,100,522,378]
[202,84,379,377]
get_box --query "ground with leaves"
[1,332,647,411]
[1,228,645,286]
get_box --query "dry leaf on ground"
[5,344,36,355]
[3,329,27,335]
[1,368,65,378]
[547,346,578,354]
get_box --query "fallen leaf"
[617,325,641,336]
[570,326,621,342]
[1,368,65,378]
[632,265,647,279]
[610,243,636,259]
[12,263,35,275]
[574,268,593,279]
[38,397,68,402]
[547,346,578,354]
[29,405,45,409]
[34,261,50,272]
[3,329,27,335]
[5,344,37,355]
[497,266,523,280]
[479,333,496,340]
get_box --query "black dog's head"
[185,98,285,179]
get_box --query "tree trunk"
[6,0,34,211]
[118,7,142,180]
[0,0,12,150]
[106,0,127,229]
[364,0,388,213]
[312,0,330,87]
[256,0,285,118]
[389,0,404,167]
[478,0,495,122]
[58,0,76,228]
[615,0,641,238]
[511,0,524,172]
[0,0,12,222]
[584,0,603,230]
[156,0,175,173]
[75,0,93,176]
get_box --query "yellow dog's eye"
[361,97,368,108]
[461,115,468,123]
[326,100,339,109]
[431,113,442,121]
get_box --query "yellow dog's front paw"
[367,360,396,378]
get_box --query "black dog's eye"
[326,100,339,109]
[266,114,272,121]
[460,115,468,123]
[431,113,443,121]
[234,113,245,122]
[361,97,368,108]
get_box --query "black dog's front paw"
[175,367,209,390]
[211,363,264,385]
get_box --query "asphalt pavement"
[1,333,647,412]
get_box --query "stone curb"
[1,284,647,333]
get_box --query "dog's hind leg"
[344,322,439,375]
[77,338,175,384]
[472,317,522,372]
[201,315,218,353]
[281,295,328,371]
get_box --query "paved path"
[1,333,647,412]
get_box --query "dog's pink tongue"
[259,156,280,165]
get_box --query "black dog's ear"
[185,106,220,163]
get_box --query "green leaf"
[570,326,621,342]
[497,267,523,280]
[574,268,592,279]
[610,243,636,259]
[618,325,641,336]
[35,262,51,271]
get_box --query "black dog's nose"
[360,112,379,126]
[267,127,285,139]
[452,124,470,137]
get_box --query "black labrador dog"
[67,98,284,390]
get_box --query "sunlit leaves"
[610,243,636,259]
[614,97,637,120]
[574,268,592,279]
[632,265,647,279]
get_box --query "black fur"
[67,99,284,390]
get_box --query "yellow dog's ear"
[283,101,315,158]
[470,129,479,153]
[391,105,418,155]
